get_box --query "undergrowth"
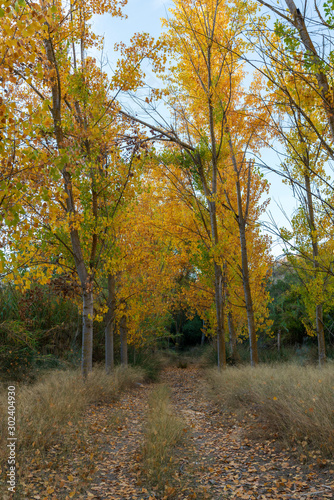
[206,362,334,456]
[130,348,181,382]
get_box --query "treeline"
[1,261,334,381]
[1,0,334,376]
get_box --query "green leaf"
[0,8,5,17]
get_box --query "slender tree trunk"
[225,284,240,363]
[44,35,94,378]
[277,328,281,353]
[105,274,116,373]
[228,310,240,363]
[82,289,93,378]
[304,174,326,365]
[238,216,258,366]
[198,160,226,370]
[215,263,226,370]
[105,321,114,373]
[120,313,128,366]
[228,138,258,366]
[201,320,205,346]
[283,0,334,142]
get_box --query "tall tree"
[1,0,153,377]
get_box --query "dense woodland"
[2,0,334,379]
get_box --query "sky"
[91,0,297,258]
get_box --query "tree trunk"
[201,320,205,346]
[277,328,281,353]
[284,0,334,142]
[82,289,93,379]
[120,313,128,366]
[105,274,116,374]
[316,304,326,366]
[105,321,114,374]
[197,163,226,370]
[215,263,226,370]
[44,35,94,378]
[228,310,240,363]
[238,216,258,366]
[228,138,258,367]
[304,174,326,365]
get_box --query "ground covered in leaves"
[9,366,334,499]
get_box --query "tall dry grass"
[142,384,186,493]
[0,365,144,465]
[206,362,334,456]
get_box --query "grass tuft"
[142,384,186,493]
[0,365,144,466]
[206,362,334,456]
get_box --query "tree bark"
[228,138,258,366]
[238,214,258,366]
[82,288,93,378]
[120,313,128,366]
[214,263,226,370]
[105,274,116,373]
[198,159,226,370]
[304,174,326,365]
[227,310,240,363]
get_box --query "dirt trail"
[84,365,333,499]
[161,366,334,499]
[22,366,334,499]
[83,382,152,500]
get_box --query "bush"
[0,284,80,381]
[130,348,170,381]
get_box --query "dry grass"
[0,365,144,466]
[142,384,186,493]
[206,362,334,456]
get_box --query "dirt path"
[84,365,333,499]
[21,366,334,499]
[161,366,334,499]
[82,381,152,500]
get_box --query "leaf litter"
[10,366,334,500]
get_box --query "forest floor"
[19,365,334,500]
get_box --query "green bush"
[129,348,163,382]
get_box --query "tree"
[158,0,273,366]
[254,0,334,156]
[1,0,153,378]
[251,11,334,363]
